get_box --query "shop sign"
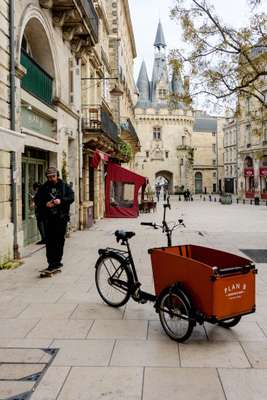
[21,108,54,138]
[244,168,254,176]
[260,167,267,176]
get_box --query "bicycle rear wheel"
[158,287,194,342]
[95,253,132,307]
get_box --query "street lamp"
[81,77,123,97]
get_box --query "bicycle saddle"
[115,230,135,242]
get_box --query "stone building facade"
[81,0,139,223]
[0,0,99,262]
[223,118,238,194]
[134,22,194,193]
[193,112,224,194]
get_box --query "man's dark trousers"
[45,217,68,267]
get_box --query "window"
[165,151,169,159]
[110,182,134,209]
[158,89,167,100]
[213,172,216,178]
[212,143,216,152]
[69,58,75,104]
[182,136,185,146]
[212,132,216,137]
[146,151,149,158]
[212,159,216,166]
[153,127,161,140]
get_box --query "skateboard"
[40,268,62,278]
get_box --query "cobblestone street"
[1,198,267,400]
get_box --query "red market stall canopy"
[105,162,147,218]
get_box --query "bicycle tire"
[218,316,241,328]
[158,286,195,342]
[95,252,133,307]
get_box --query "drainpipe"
[10,0,20,259]
[78,115,83,230]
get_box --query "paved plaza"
[0,198,267,399]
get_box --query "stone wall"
[0,0,10,129]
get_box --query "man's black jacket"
[35,179,74,221]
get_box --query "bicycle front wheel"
[95,253,132,307]
[158,287,194,342]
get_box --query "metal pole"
[236,120,239,195]
[216,127,219,193]
[10,0,20,259]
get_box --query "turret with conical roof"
[136,60,150,107]
[135,21,185,110]
[154,20,166,50]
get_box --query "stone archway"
[155,170,173,193]
[195,171,203,194]
[17,5,60,98]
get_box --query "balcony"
[82,105,118,143]
[20,50,53,105]
[121,118,140,150]
[39,0,99,54]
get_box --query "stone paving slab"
[110,339,179,367]
[30,366,70,400]
[57,367,143,400]
[0,381,34,399]
[179,341,251,368]
[27,319,94,340]
[0,319,39,338]
[0,363,46,380]
[51,339,115,366]
[143,367,225,400]
[219,368,267,400]
[18,303,77,320]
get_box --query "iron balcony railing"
[82,105,118,143]
[80,0,99,43]
[20,50,53,105]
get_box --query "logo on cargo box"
[224,282,247,299]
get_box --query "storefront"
[244,167,255,198]
[22,147,48,245]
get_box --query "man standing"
[35,167,74,271]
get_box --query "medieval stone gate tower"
[134,22,194,194]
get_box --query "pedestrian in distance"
[32,182,46,245]
[35,167,74,272]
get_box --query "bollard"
[179,195,181,201]
[266,201,267,206]
[203,197,206,201]
[214,197,217,202]
[237,198,239,204]
[243,199,245,204]
[250,199,253,205]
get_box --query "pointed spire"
[154,20,166,49]
[136,61,150,107]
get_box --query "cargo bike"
[95,200,257,342]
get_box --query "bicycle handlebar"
[140,222,154,226]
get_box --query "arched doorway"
[155,170,173,193]
[260,155,267,199]
[195,172,202,194]
[244,156,254,198]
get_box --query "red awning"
[105,162,147,218]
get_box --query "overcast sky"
[128,0,266,81]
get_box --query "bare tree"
[170,0,267,111]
